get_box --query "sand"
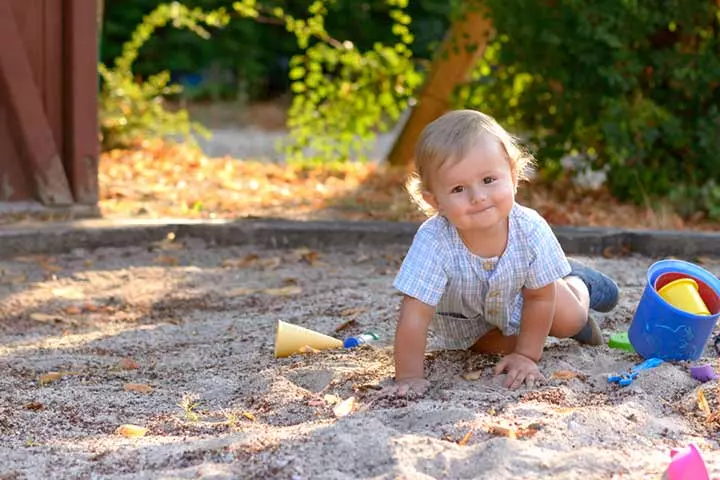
[0,239,718,479]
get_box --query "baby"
[389,109,619,394]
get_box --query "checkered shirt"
[393,203,571,350]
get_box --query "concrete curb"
[0,217,718,259]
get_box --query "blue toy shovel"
[608,358,663,387]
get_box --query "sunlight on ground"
[0,260,189,357]
[0,324,160,357]
[2,242,718,477]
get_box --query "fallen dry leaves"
[221,255,293,271]
[334,318,357,332]
[24,401,45,411]
[227,287,258,296]
[221,255,259,268]
[457,430,473,446]
[698,388,712,417]
[115,424,148,438]
[263,286,302,296]
[96,140,720,231]
[688,383,720,432]
[340,307,366,318]
[119,358,140,370]
[29,313,65,324]
[551,370,579,380]
[487,422,542,440]
[154,255,180,266]
[462,370,484,381]
[293,247,323,266]
[38,371,68,386]
[99,139,414,222]
[445,420,542,445]
[63,306,82,315]
[332,396,356,418]
[227,285,303,296]
[124,383,153,394]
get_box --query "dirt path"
[0,239,718,479]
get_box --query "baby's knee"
[558,277,590,313]
[551,280,590,337]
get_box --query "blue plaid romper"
[393,203,571,350]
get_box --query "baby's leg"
[471,276,597,354]
[555,260,621,344]
[469,327,516,354]
[548,276,595,340]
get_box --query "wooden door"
[0,0,98,206]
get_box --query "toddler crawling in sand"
[388,110,619,394]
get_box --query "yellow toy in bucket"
[657,278,711,316]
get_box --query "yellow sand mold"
[274,321,343,358]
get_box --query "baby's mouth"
[469,205,493,215]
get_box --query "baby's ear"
[421,190,439,210]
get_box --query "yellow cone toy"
[274,321,343,358]
[658,278,711,316]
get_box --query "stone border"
[0,217,718,258]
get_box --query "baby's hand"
[381,377,430,398]
[494,353,544,389]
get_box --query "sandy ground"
[1,239,719,479]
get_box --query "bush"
[281,0,423,162]
[101,0,451,101]
[100,0,435,159]
[460,0,720,218]
[99,3,229,150]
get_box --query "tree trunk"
[386,2,494,166]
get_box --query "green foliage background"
[100,0,720,218]
[101,0,451,100]
[461,0,720,218]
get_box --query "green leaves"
[99,3,223,150]
[268,0,422,164]
[461,0,720,219]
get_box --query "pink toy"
[664,444,709,480]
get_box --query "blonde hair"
[407,109,535,216]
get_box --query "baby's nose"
[471,187,487,201]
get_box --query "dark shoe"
[568,259,619,313]
[571,316,603,346]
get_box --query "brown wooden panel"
[9,0,43,91]
[0,0,98,207]
[0,0,74,205]
[0,104,33,201]
[44,0,64,155]
[0,0,42,201]
[63,0,99,204]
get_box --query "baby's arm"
[515,282,556,361]
[494,282,555,388]
[391,295,434,396]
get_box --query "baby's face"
[423,140,516,234]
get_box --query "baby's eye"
[450,185,464,194]
[483,176,496,185]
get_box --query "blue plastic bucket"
[628,259,720,361]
